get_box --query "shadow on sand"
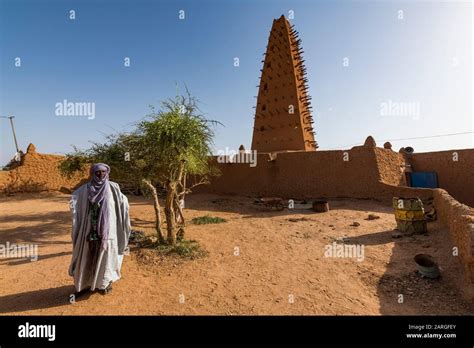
[0,211,71,246]
[0,285,93,314]
[0,251,71,266]
[375,221,474,314]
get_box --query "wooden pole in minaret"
[251,15,317,153]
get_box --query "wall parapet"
[433,189,474,286]
[408,149,474,207]
[0,143,88,193]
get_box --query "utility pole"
[8,116,20,153]
[1,115,20,156]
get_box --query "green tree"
[59,93,220,245]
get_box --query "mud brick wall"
[200,143,400,200]
[201,136,425,203]
[377,183,434,203]
[409,149,474,207]
[374,148,407,186]
[0,144,88,193]
[434,189,474,284]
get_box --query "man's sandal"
[100,282,113,295]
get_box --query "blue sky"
[0,0,472,164]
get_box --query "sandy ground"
[0,192,472,315]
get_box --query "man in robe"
[69,163,131,295]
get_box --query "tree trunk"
[165,182,177,245]
[142,179,165,244]
[173,194,185,242]
[174,195,185,225]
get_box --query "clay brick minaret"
[251,15,317,153]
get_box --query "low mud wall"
[0,144,87,193]
[434,189,474,286]
[409,149,474,207]
[199,143,416,204]
[200,145,386,199]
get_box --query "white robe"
[68,181,131,292]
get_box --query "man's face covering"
[95,169,107,180]
[90,164,110,184]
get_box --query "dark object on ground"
[414,254,440,279]
[366,214,380,220]
[59,186,72,194]
[147,239,208,260]
[191,215,227,225]
[424,208,437,221]
[288,217,310,222]
[129,229,146,242]
[350,222,360,227]
[256,197,285,211]
[312,200,329,212]
[391,231,402,239]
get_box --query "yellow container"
[394,209,425,221]
[392,197,427,234]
